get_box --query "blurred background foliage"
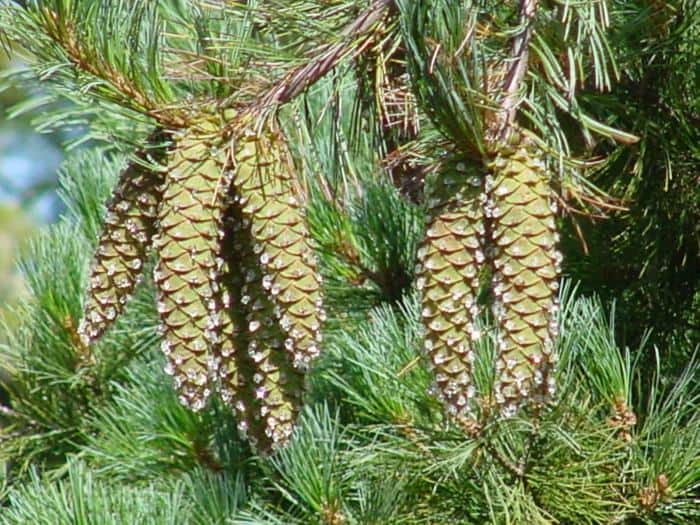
[0,47,66,398]
[0,51,65,220]
[560,0,700,371]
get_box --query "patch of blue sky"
[0,128,63,221]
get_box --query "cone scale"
[78,133,166,346]
[486,143,561,416]
[417,165,486,418]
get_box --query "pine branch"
[494,0,538,141]
[255,0,394,110]
[35,7,187,128]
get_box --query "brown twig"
[484,438,525,478]
[255,0,394,110]
[493,0,539,142]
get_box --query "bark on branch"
[258,0,394,108]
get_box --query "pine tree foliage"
[562,0,700,353]
[1,0,699,523]
[1,169,700,522]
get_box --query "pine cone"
[78,131,166,346]
[238,247,304,450]
[154,118,228,411]
[486,143,561,416]
[231,121,325,371]
[417,163,485,418]
[213,200,255,440]
[217,199,304,451]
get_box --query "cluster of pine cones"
[417,135,561,420]
[78,111,324,452]
[78,107,561,450]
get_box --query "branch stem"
[257,0,393,109]
[496,0,539,140]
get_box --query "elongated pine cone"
[231,120,325,371]
[212,197,254,439]
[417,163,486,418]
[217,198,304,451]
[78,131,166,346]
[486,142,561,416]
[154,118,228,411]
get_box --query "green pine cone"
[417,164,485,418]
[238,242,304,451]
[217,200,304,451]
[231,121,325,371]
[486,144,561,417]
[79,132,166,346]
[154,119,228,411]
[214,204,254,440]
